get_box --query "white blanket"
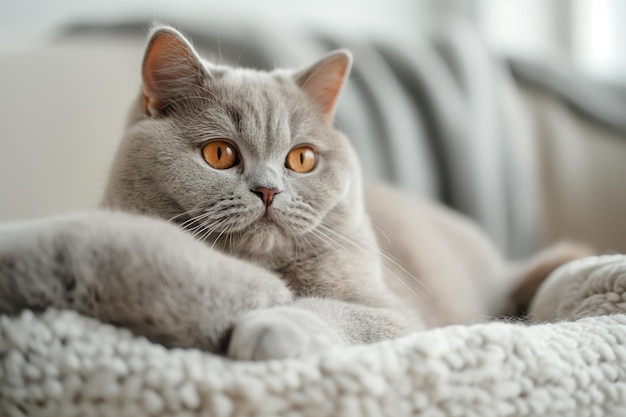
[1,255,626,417]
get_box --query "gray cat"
[0,26,589,360]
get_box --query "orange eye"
[202,140,238,169]
[286,145,317,173]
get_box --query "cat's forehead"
[191,65,321,155]
[206,66,300,102]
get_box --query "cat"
[0,26,590,360]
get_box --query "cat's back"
[364,184,508,327]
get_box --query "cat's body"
[0,27,589,360]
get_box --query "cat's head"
[104,26,363,257]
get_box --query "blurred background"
[3,0,626,81]
[1,0,626,258]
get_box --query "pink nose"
[252,187,280,207]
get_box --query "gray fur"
[103,27,415,356]
[107,27,412,356]
[0,212,292,352]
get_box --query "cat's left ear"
[294,50,352,126]
[142,26,207,116]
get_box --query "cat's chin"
[236,220,285,255]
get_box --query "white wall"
[0,0,422,43]
[475,0,626,83]
[572,0,626,81]
[0,41,143,220]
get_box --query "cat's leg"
[227,297,418,360]
[226,306,343,360]
[0,211,292,352]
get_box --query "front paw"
[227,307,344,360]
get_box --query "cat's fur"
[0,26,589,360]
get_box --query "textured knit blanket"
[1,255,626,417]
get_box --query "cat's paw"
[227,307,344,360]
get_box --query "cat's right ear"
[142,27,207,117]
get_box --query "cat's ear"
[142,26,207,116]
[294,50,352,126]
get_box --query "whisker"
[188,214,221,237]
[211,223,230,249]
[319,223,434,297]
[213,222,233,250]
[308,229,360,272]
[198,221,225,244]
[167,206,204,223]
[235,40,250,68]
[195,217,227,242]
[368,223,393,247]
[317,226,424,300]
[217,32,223,65]
[310,227,419,298]
[318,207,395,248]
[180,211,214,231]
[308,229,343,255]
[302,235,322,266]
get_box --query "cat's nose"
[252,187,280,208]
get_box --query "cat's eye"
[286,145,317,173]
[202,140,238,170]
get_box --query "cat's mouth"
[254,208,282,230]
[254,215,277,230]
[250,206,301,238]
[259,206,276,220]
